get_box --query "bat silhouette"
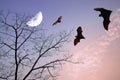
[74,26,85,46]
[94,8,112,31]
[52,16,62,26]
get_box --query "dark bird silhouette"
[74,26,85,46]
[94,8,112,31]
[52,16,62,26]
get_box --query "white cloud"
[58,9,120,80]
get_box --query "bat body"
[94,8,112,30]
[74,26,85,46]
[52,16,62,26]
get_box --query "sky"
[0,0,120,80]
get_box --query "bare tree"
[0,11,73,80]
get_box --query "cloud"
[58,9,120,80]
[81,8,120,80]
[81,8,120,66]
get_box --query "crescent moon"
[26,11,43,27]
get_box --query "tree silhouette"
[0,11,73,80]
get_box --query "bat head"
[59,16,62,19]
[77,26,83,32]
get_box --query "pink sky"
[58,9,120,80]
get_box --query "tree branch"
[17,31,33,50]
[0,77,8,80]
[2,42,15,50]
[18,54,29,65]
[0,31,15,38]
[22,34,69,80]
[0,20,16,30]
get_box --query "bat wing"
[94,8,112,30]
[74,35,85,46]
[74,26,85,46]
[102,10,111,30]
[74,37,80,46]
[103,18,110,30]
[52,16,62,26]
[52,21,58,26]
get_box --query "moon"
[26,11,43,27]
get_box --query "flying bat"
[94,8,112,31]
[52,16,62,26]
[74,26,85,46]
